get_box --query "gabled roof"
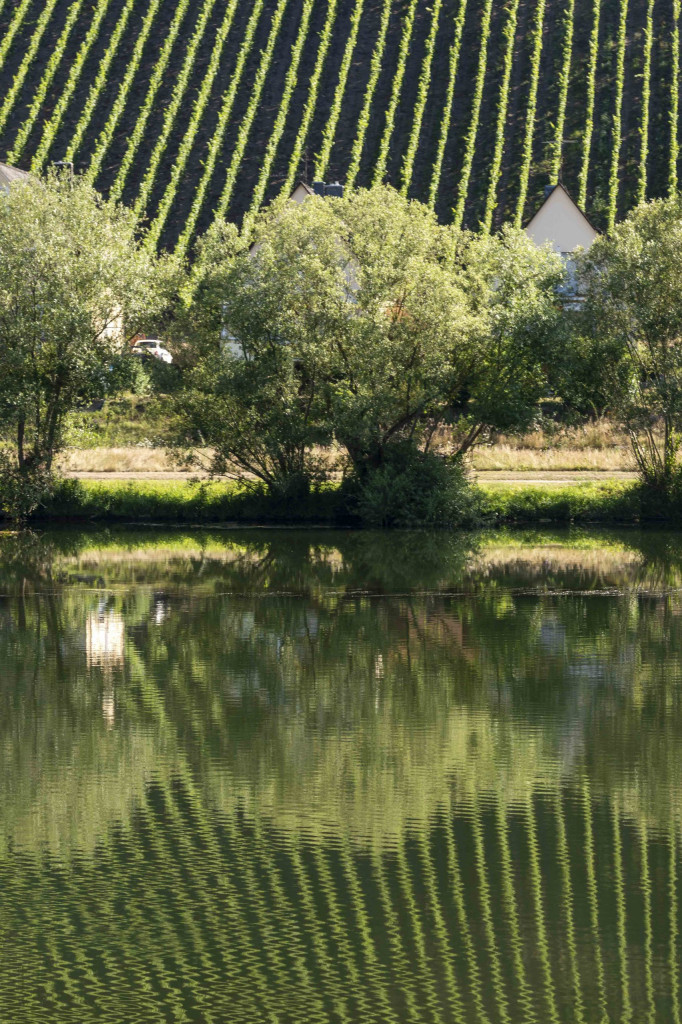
[0,163,30,188]
[524,183,599,253]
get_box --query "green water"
[2,526,682,1023]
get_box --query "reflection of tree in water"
[2,528,682,1020]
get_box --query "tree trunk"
[16,418,25,469]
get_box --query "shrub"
[344,446,480,529]
[0,455,54,523]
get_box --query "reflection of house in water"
[86,605,125,727]
[86,606,125,668]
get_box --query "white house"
[525,184,599,257]
[525,184,599,304]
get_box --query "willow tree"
[182,185,563,522]
[578,194,682,489]
[0,170,172,517]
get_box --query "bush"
[0,455,55,523]
[344,446,480,528]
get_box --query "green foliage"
[453,0,494,228]
[479,480,641,524]
[514,0,546,226]
[343,445,479,528]
[0,0,676,246]
[0,452,54,521]
[607,0,629,229]
[0,171,172,480]
[428,0,468,209]
[371,0,418,187]
[39,477,343,524]
[578,194,682,488]
[180,185,562,510]
[175,350,330,499]
[459,226,565,439]
[10,476,655,528]
[147,0,242,250]
[481,0,519,232]
[28,0,112,173]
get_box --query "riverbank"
[22,476,674,527]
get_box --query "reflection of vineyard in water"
[2,529,682,1021]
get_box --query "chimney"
[325,181,344,198]
[312,181,326,196]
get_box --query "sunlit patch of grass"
[472,444,633,472]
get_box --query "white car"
[131,339,173,364]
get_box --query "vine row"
[514,0,547,226]
[428,0,468,209]
[0,0,60,142]
[481,0,520,232]
[64,0,138,165]
[607,0,629,230]
[345,0,393,189]
[371,0,419,186]
[577,0,601,209]
[85,0,162,185]
[131,0,217,221]
[453,0,494,228]
[30,0,113,172]
[6,0,83,164]
[108,0,192,202]
[280,0,339,201]
[314,0,364,182]
[211,0,292,229]
[400,0,443,195]
[168,0,268,253]
[243,0,316,230]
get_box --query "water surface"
[2,527,682,1022]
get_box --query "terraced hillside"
[0,0,678,252]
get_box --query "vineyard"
[0,0,679,251]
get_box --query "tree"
[174,218,330,499]
[457,226,566,450]
[0,170,171,516]
[181,185,563,518]
[578,194,682,488]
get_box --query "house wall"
[525,187,598,254]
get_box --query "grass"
[59,408,633,475]
[59,444,634,475]
[25,476,667,527]
[40,478,343,524]
[59,446,184,474]
[472,445,632,472]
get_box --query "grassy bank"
[25,477,673,527]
